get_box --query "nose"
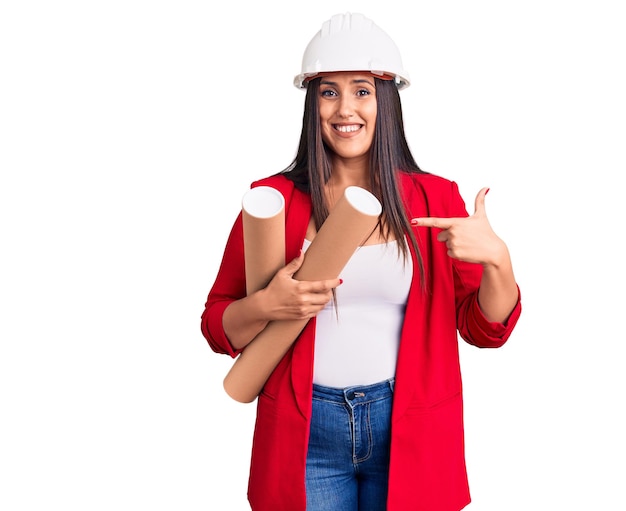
[337,95,355,119]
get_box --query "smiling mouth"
[334,124,362,133]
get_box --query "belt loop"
[388,378,395,392]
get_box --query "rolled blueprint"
[242,186,286,294]
[224,186,383,403]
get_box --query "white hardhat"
[294,13,410,90]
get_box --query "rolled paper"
[242,186,286,295]
[224,186,382,403]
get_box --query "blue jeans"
[305,379,394,511]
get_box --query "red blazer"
[201,172,522,511]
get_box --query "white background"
[1,0,625,509]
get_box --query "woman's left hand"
[410,187,509,267]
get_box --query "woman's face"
[318,72,377,162]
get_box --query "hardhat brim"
[294,70,410,90]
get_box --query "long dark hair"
[281,77,426,284]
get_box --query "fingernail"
[485,188,490,195]
[339,279,344,285]
[410,219,418,225]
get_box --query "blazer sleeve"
[200,210,247,358]
[448,181,522,348]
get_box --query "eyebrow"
[320,78,375,87]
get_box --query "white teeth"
[335,124,360,133]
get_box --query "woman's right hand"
[259,250,342,321]
[223,251,342,350]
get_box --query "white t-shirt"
[303,238,413,388]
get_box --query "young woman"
[201,13,521,511]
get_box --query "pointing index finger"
[411,217,455,229]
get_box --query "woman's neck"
[325,158,371,208]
